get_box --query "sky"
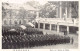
[2,0,48,5]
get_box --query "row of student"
[2,34,70,49]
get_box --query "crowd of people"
[2,34,70,49]
[2,26,43,36]
[2,26,70,49]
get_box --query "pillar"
[59,1,62,18]
[67,26,69,34]
[65,2,68,19]
[43,23,45,30]
[50,24,51,31]
[56,7,58,18]
[57,25,59,33]
[69,3,72,18]
[65,8,67,19]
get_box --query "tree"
[2,3,9,19]
[17,7,28,19]
[39,1,57,18]
[70,1,78,18]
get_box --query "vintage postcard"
[0,0,79,51]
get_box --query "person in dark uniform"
[71,37,74,44]
[64,29,67,35]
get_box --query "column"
[59,1,62,18]
[67,26,69,34]
[56,7,58,18]
[43,23,45,30]
[65,2,68,19]
[69,3,72,18]
[57,25,59,33]
[65,8,67,19]
[56,2,59,18]
[50,24,51,31]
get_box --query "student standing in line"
[71,37,74,44]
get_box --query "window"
[45,24,50,30]
[40,23,43,29]
[59,25,67,32]
[51,24,57,31]
[35,22,38,28]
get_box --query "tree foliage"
[39,1,78,18]
[39,2,57,18]
[70,1,78,18]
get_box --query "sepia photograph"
[2,0,79,49]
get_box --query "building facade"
[2,3,38,26]
[34,1,79,35]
